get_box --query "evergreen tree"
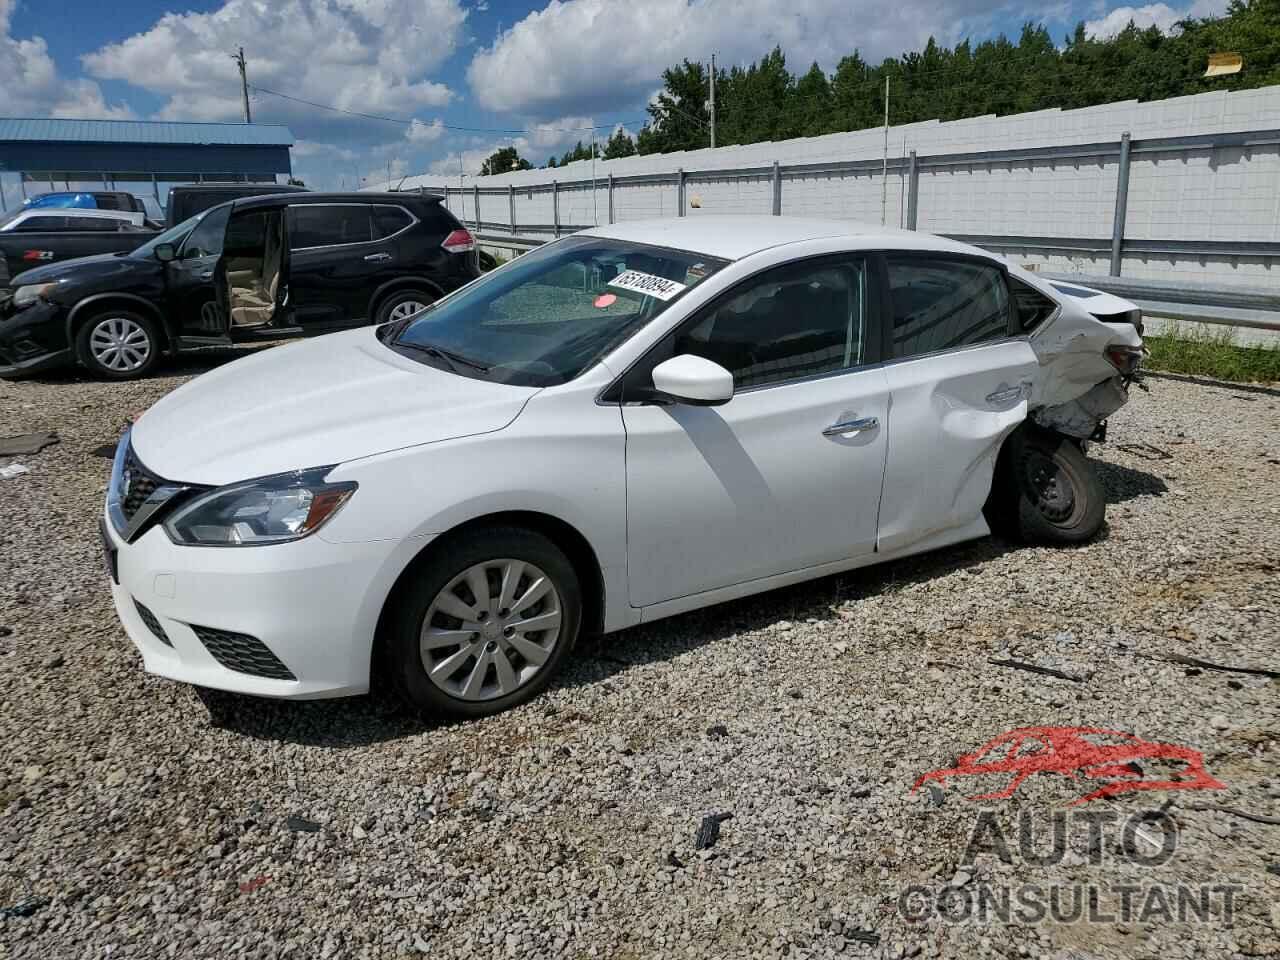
[479,146,533,176]
[603,127,638,159]
[638,1,1278,152]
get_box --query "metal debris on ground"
[1184,804,1280,826]
[1,896,51,919]
[286,815,321,833]
[0,432,57,456]
[846,929,881,946]
[694,812,734,850]
[1139,652,1280,679]
[988,657,1087,682]
[0,464,30,479]
[665,850,686,869]
[706,724,729,739]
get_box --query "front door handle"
[985,385,1026,405]
[198,271,213,280]
[363,252,393,262]
[823,416,879,437]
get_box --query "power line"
[248,84,647,136]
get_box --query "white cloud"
[0,0,133,118]
[1083,0,1227,37]
[362,156,409,189]
[406,118,447,144]
[425,116,599,175]
[81,0,466,123]
[466,0,1001,117]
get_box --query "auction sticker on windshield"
[608,270,687,301]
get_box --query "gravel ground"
[1,352,1277,960]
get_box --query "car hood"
[131,327,540,486]
[10,251,137,288]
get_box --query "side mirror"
[651,354,734,406]
[153,242,177,263]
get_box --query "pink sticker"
[594,293,617,308]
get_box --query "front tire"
[994,426,1106,544]
[383,526,581,719]
[75,309,161,380]
[373,289,436,326]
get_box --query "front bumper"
[102,508,421,699]
[0,300,73,379]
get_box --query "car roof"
[229,191,439,211]
[580,216,997,262]
[17,207,137,219]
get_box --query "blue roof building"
[0,117,294,183]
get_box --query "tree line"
[476,0,1278,173]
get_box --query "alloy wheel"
[420,559,563,702]
[388,300,428,322]
[89,316,152,373]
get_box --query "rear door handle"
[363,252,393,262]
[823,416,879,437]
[985,385,1026,405]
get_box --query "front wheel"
[988,426,1106,544]
[373,289,436,326]
[383,526,581,719]
[76,309,161,380]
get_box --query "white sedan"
[101,217,1143,718]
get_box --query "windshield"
[388,235,728,386]
[130,211,204,258]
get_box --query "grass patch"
[1143,322,1280,384]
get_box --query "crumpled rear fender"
[1006,263,1144,434]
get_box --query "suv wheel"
[383,526,581,719]
[375,289,436,325]
[76,309,161,380]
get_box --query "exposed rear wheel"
[987,425,1106,544]
[383,526,581,719]
[76,309,161,380]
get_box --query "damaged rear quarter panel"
[1011,266,1144,428]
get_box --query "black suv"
[0,192,480,380]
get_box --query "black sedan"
[0,192,481,380]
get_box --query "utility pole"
[233,47,252,123]
[709,53,717,149]
[880,75,889,226]
[590,121,598,225]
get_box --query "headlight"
[163,467,356,547]
[12,283,59,309]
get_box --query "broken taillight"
[441,228,476,254]
[1105,345,1144,375]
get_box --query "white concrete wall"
[410,86,1280,288]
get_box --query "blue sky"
[2,0,1220,191]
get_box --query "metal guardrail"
[421,125,1280,282]
[470,231,1279,333]
[1042,273,1280,331]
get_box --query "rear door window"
[288,204,373,249]
[371,205,413,239]
[13,216,67,232]
[65,216,119,232]
[886,255,1012,359]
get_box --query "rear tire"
[373,289,436,326]
[75,309,161,380]
[988,425,1106,544]
[383,526,581,719]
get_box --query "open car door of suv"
[214,204,293,335]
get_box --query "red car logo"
[913,726,1225,805]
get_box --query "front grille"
[133,599,172,647]
[120,445,168,522]
[191,625,296,681]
